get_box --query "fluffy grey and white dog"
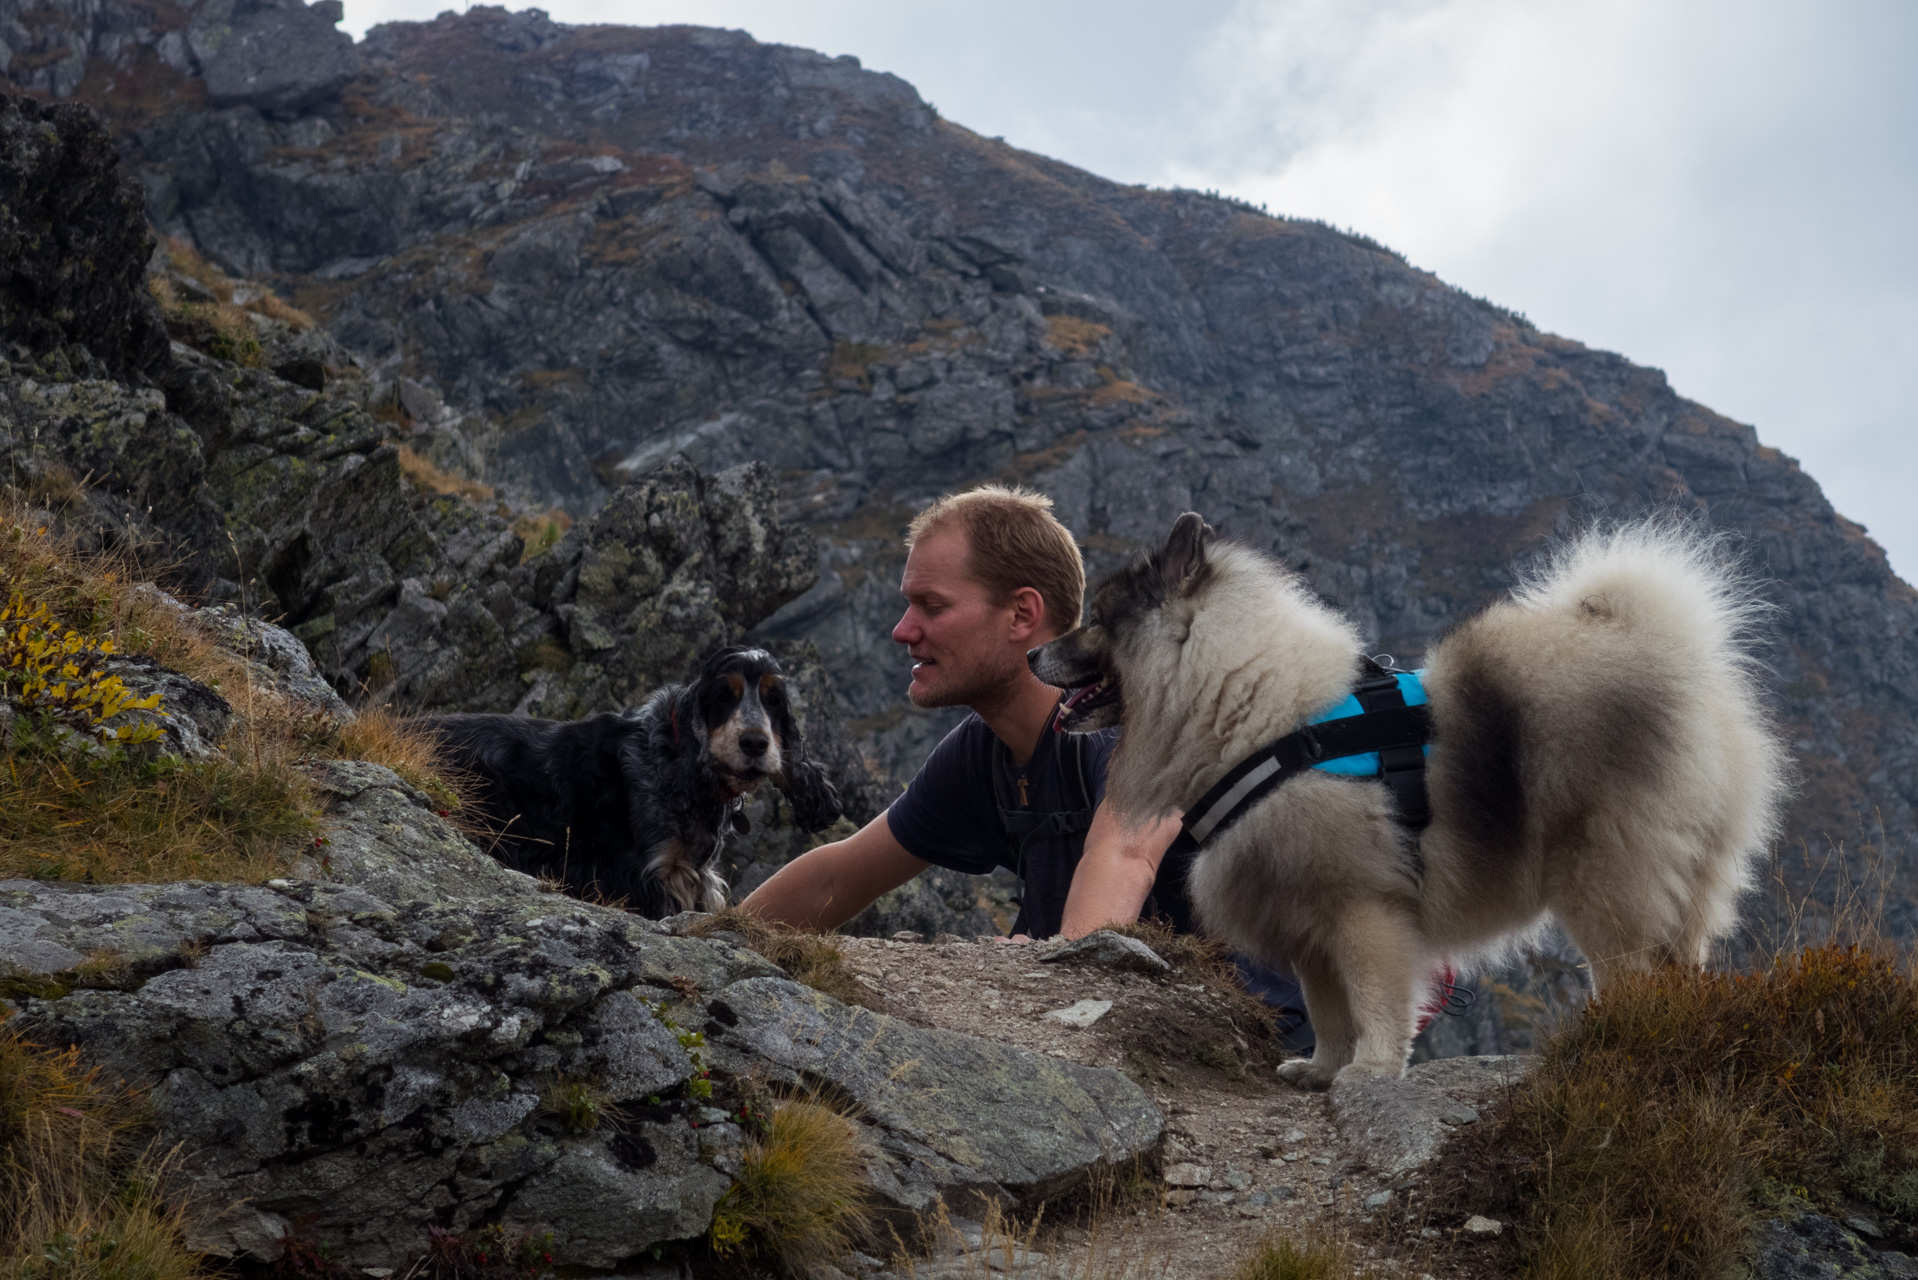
[1031,513,1788,1089]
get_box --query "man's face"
[892,529,1028,708]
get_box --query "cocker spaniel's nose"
[739,730,770,757]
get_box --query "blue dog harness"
[1178,662,1436,848]
[1142,659,1437,934]
[1304,671,1431,775]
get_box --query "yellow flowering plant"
[0,590,165,745]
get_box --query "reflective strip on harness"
[1187,755,1285,844]
[1178,669,1434,850]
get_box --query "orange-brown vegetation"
[394,445,495,504]
[1044,315,1111,359]
[1432,943,1918,1280]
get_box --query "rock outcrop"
[5,7,1912,934]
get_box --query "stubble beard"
[908,647,1026,711]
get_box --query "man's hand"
[1059,806,1183,939]
[739,812,928,933]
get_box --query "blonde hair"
[907,485,1085,638]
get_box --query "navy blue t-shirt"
[887,716,1118,937]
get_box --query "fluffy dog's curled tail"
[1515,518,1772,669]
[1514,516,1791,865]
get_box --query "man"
[743,484,1184,940]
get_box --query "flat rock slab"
[1329,1055,1532,1176]
[706,977,1163,1219]
[1038,930,1170,975]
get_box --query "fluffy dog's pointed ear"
[781,759,843,833]
[1160,512,1215,593]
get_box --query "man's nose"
[892,612,918,644]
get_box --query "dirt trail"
[835,935,1511,1280]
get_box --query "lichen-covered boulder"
[0,876,778,1268]
[0,92,169,375]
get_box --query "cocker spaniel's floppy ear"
[766,693,843,832]
[781,756,843,833]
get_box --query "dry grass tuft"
[687,909,878,1009]
[709,1099,870,1273]
[1229,1231,1375,1280]
[0,1019,208,1280]
[149,276,262,369]
[1043,314,1111,359]
[537,1078,617,1135]
[322,706,467,812]
[1112,919,1277,1037]
[0,745,314,885]
[1445,943,1918,1280]
[394,447,493,504]
[511,509,572,563]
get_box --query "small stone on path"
[1464,1215,1504,1236]
[1042,998,1113,1028]
[1163,1162,1212,1187]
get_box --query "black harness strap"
[1180,697,1433,847]
[1351,669,1434,832]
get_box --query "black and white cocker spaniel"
[418,646,841,916]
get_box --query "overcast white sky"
[342,0,1918,581]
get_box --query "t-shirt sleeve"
[885,719,1006,874]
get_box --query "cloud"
[1156,0,1918,576]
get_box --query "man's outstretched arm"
[740,812,929,933]
[1060,805,1183,939]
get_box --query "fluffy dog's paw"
[1332,1060,1404,1088]
[1276,1058,1337,1091]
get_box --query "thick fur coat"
[1031,514,1787,1088]
[418,647,841,917]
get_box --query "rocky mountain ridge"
[4,0,1917,937]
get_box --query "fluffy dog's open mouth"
[1056,674,1122,730]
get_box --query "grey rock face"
[295,758,545,904]
[1328,1055,1531,1177]
[0,859,1162,1268]
[1753,1213,1918,1279]
[706,976,1163,1220]
[195,0,359,111]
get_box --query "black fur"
[1434,649,1528,867]
[417,646,841,916]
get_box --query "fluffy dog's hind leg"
[1277,958,1353,1091]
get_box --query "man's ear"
[1007,584,1049,642]
[1159,512,1214,594]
